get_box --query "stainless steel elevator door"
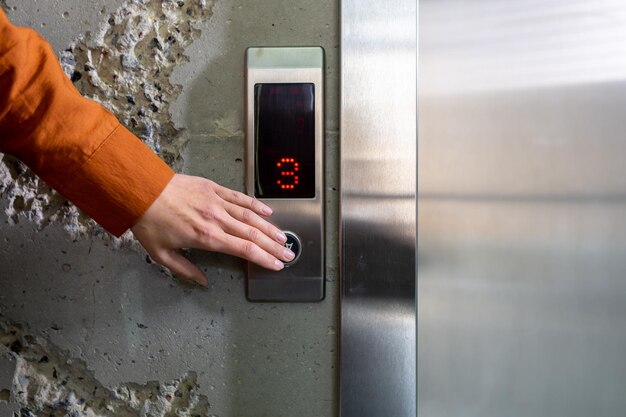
[419,1,626,416]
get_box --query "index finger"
[215,185,273,216]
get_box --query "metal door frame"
[339,1,417,416]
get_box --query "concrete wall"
[0,1,339,416]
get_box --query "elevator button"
[283,231,302,266]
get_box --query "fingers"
[223,203,287,244]
[213,188,296,270]
[221,215,294,263]
[215,185,272,217]
[190,222,291,271]
[213,233,286,271]
[153,250,208,287]
[132,175,290,276]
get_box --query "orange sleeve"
[0,9,174,237]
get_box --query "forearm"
[0,9,173,236]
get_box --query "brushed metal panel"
[340,1,417,416]
[245,49,325,302]
[419,1,626,416]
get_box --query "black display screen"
[254,83,315,199]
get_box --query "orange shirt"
[0,9,174,237]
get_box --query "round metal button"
[283,231,302,266]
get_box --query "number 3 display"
[254,83,315,199]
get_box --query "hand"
[130,174,294,286]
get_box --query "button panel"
[246,47,324,302]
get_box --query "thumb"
[154,249,208,287]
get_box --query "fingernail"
[276,231,287,243]
[262,205,273,216]
[274,259,284,270]
[284,249,295,261]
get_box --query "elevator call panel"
[245,47,324,302]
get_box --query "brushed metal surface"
[340,1,416,416]
[245,48,325,302]
[419,1,626,416]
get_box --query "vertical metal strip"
[340,1,417,416]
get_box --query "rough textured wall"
[1,316,210,417]
[0,0,339,416]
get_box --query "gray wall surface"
[0,1,339,416]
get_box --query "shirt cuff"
[60,123,175,237]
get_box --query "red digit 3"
[275,157,299,190]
